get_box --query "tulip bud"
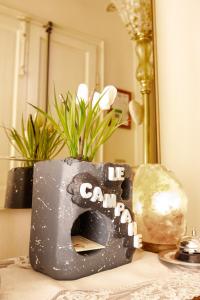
[92,91,100,108]
[59,94,65,103]
[99,85,117,110]
[129,100,144,125]
[76,83,88,104]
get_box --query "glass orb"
[133,164,188,252]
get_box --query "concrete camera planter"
[5,166,33,208]
[30,158,141,280]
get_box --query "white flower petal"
[129,100,144,125]
[99,85,117,110]
[99,94,110,110]
[76,83,88,104]
[92,91,100,108]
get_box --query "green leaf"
[25,87,124,162]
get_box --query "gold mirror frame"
[108,0,160,164]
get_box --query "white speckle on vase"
[53,267,61,271]
[37,197,52,211]
[35,239,42,245]
[35,256,39,265]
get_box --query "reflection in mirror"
[110,0,159,164]
[0,0,159,208]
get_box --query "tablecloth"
[0,250,200,300]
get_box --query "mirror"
[0,0,159,208]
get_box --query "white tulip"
[92,91,101,108]
[99,85,117,110]
[76,83,88,104]
[129,100,144,125]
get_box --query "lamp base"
[142,241,176,253]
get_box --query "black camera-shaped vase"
[30,158,141,280]
[5,166,33,208]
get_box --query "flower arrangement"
[4,114,64,166]
[31,84,123,162]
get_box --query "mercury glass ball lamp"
[133,164,188,252]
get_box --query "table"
[0,250,200,300]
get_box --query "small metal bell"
[179,228,200,254]
[175,228,200,263]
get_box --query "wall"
[0,209,31,258]
[155,0,200,231]
[0,0,135,258]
